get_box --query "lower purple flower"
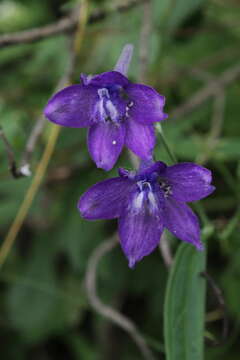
[78,161,215,268]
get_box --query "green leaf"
[164,243,206,360]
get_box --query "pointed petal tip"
[195,242,204,251]
[155,112,168,122]
[128,256,137,269]
[162,113,168,121]
[77,197,91,220]
[96,161,111,171]
[209,185,216,195]
[43,102,51,119]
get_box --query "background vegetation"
[0,0,240,359]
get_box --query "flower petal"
[164,163,215,202]
[126,83,168,124]
[44,85,98,128]
[118,187,164,267]
[88,122,125,171]
[138,160,166,177]
[164,197,203,250]
[88,71,129,87]
[78,177,134,220]
[125,118,155,160]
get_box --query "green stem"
[193,202,210,226]
[215,160,238,198]
[155,123,177,164]
[220,206,240,241]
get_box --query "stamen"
[98,88,110,98]
[97,88,119,123]
[159,178,172,198]
[133,191,144,209]
[125,100,134,118]
[148,191,158,210]
[105,100,118,122]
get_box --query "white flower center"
[133,191,144,209]
[97,88,119,123]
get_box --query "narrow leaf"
[164,242,206,360]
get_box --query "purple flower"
[44,45,167,171]
[78,160,215,268]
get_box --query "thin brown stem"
[197,90,225,164]
[0,126,27,178]
[170,63,240,121]
[158,231,173,269]
[85,236,156,360]
[139,0,152,82]
[0,0,147,48]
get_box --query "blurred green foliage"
[0,0,240,359]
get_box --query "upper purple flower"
[44,45,167,171]
[78,160,215,268]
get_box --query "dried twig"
[158,232,173,269]
[197,90,225,165]
[170,63,240,121]
[198,45,240,70]
[139,0,152,82]
[181,64,226,165]
[0,126,26,178]
[0,0,147,48]
[0,0,89,269]
[85,236,156,360]
[0,37,77,179]
[0,12,77,49]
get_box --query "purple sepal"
[163,197,203,250]
[125,119,155,160]
[44,84,97,128]
[163,163,215,202]
[78,177,134,220]
[88,122,126,171]
[126,83,168,124]
[118,185,164,267]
